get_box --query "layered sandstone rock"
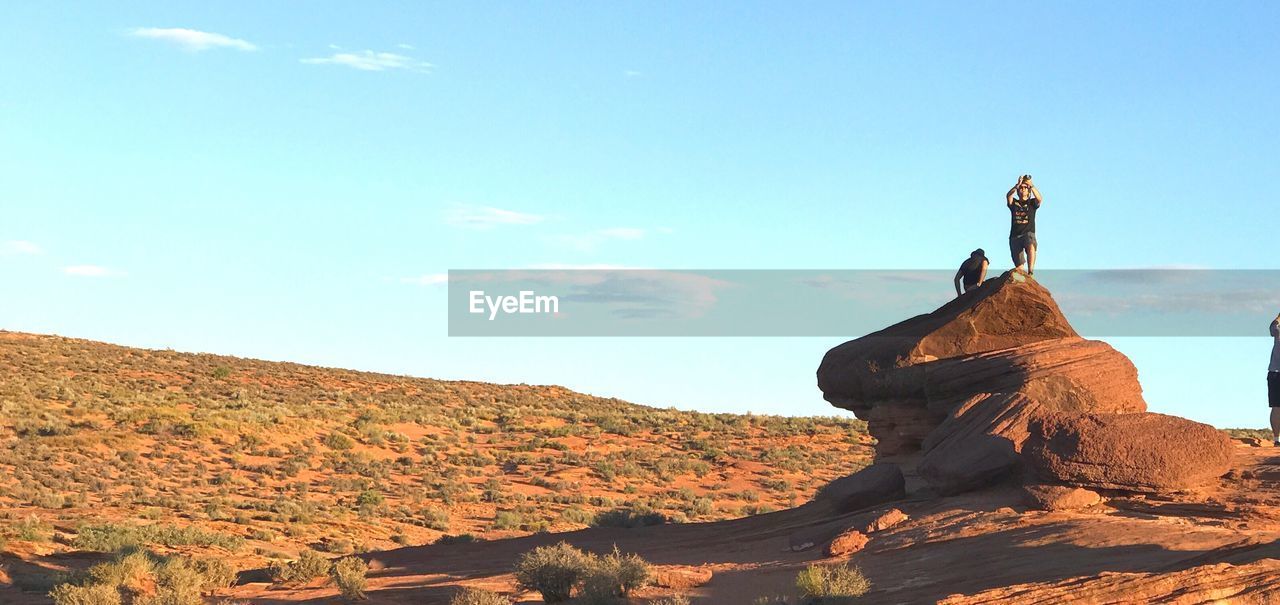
[1021,484,1103,511]
[812,463,906,513]
[1024,412,1234,492]
[818,271,1145,459]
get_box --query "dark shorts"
[1270,372,1280,407]
[1010,232,1036,264]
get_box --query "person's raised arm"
[954,269,965,297]
[1006,181,1018,205]
[1030,183,1044,205]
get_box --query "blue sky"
[2,2,1278,427]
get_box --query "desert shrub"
[324,432,355,450]
[270,550,331,584]
[513,542,592,603]
[583,546,650,599]
[191,558,237,592]
[492,511,523,530]
[331,556,368,601]
[87,550,155,593]
[48,583,122,605]
[795,564,870,602]
[211,366,232,379]
[449,587,511,605]
[591,509,667,529]
[418,505,450,531]
[143,556,206,605]
[435,533,479,545]
[73,523,244,552]
[15,515,54,542]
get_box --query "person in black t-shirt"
[1006,174,1044,274]
[954,248,990,296]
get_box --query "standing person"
[1006,175,1044,274]
[954,248,989,296]
[1270,313,1280,446]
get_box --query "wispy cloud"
[2,240,43,255]
[129,27,257,52]
[551,227,650,252]
[301,49,432,72]
[400,273,449,286]
[444,204,544,229]
[63,265,126,278]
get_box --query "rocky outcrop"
[818,271,1145,459]
[862,508,909,533]
[652,566,713,589]
[938,560,1280,605]
[917,393,1039,495]
[826,528,869,556]
[1021,484,1103,511]
[812,463,906,513]
[1025,412,1234,492]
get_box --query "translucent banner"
[447,269,1280,337]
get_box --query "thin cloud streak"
[301,49,432,72]
[129,27,257,52]
[2,240,43,255]
[444,204,544,229]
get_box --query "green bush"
[191,557,237,592]
[583,546,650,599]
[270,550,331,584]
[15,515,53,542]
[48,583,122,605]
[87,550,155,594]
[144,556,206,605]
[512,542,592,603]
[590,509,667,529]
[331,556,368,601]
[795,564,870,602]
[449,587,511,605]
[324,432,355,450]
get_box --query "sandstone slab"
[1022,484,1103,511]
[812,463,906,513]
[1025,412,1234,492]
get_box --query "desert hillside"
[0,331,871,599]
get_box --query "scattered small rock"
[862,508,909,533]
[1023,484,1102,511]
[653,566,713,589]
[826,529,870,557]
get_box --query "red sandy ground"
[202,444,1280,604]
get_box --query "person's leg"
[1010,236,1026,272]
[1027,244,1037,275]
[1271,373,1280,444]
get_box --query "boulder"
[652,566,713,589]
[917,393,1038,494]
[817,271,1146,457]
[826,529,870,556]
[1022,484,1102,511]
[812,463,906,513]
[1025,412,1234,492]
[862,508,909,532]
